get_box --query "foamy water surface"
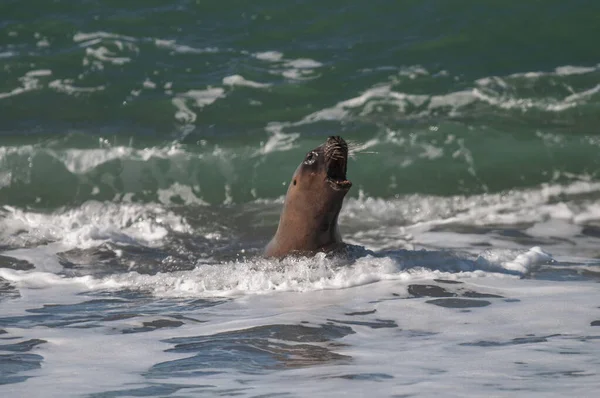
[2,179,600,397]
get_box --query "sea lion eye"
[304,151,317,165]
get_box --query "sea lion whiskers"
[346,139,379,159]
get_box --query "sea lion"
[265,136,352,258]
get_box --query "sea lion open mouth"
[325,136,352,191]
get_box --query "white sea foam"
[0,201,191,250]
[172,97,197,123]
[0,51,16,58]
[508,63,600,79]
[399,65,430,79]
[154,39,220,54]
[284,58,323,69]
[253,51,284,62]
[222,74,271,88]
[253,50,323,80]
[75,32,138,72]
[554,65,598,75]
[48,79,105,95]
[46,144,188,174]
[0,171,11,189]
[0,246,537,298]
[343,181,600,229]
[36,38,50,47]
[25,69,52,77]
[258,129,300,154]
[480,246,552,274]
[474,64,600,111]
[0,144,244,201]
[0,70,48,100]
[563,84,600,103]
[73,31,136,44]
[258,63,599,135]
[84,46,131,65]
[0,144,188,176]
[142,79,157,89]
[157,183,209,206]
[472,88,577,112]
[338,180,600,261]
[1,179,599,398]
[265,84,475,132]
[0,69,104,101]
[281,57,323,80]
[172,87,225,123]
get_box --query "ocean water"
[1,0,600,396]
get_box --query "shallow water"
[2,1,600,397]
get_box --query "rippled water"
[1,1,600,396]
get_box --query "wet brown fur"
[264,136,351,258]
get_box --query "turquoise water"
[1,2,600,397]
[2,0,600,206]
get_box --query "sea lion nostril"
[327,135,345,145]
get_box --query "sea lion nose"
[327,136,345,146]
[326,136,348,155]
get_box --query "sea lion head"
[264,136,352,258]
[291,135,352,195]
